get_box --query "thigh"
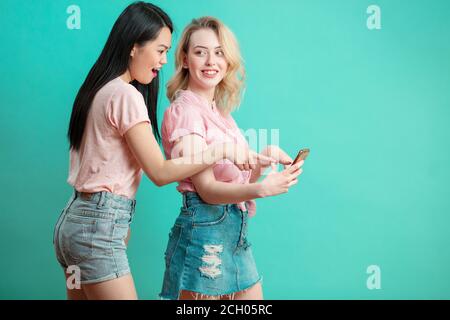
[229,281,263,300]
[82,274,137,300]
[125,227,131,247]
[64,271,87,300]
[179,290,221,300]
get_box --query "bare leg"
[63,228,134,300]
[179,290,221,300]
[61,223,134,300]
[65,272,87,300]
[125,228,131,247]
[179,281,263,300]
[82,274,138,300]
[229,281,263,300]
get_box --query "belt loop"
[182,193,187,209]
[132,199,136,213]
[97,191,106,208]
[129,200,136,222]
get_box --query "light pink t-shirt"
[162,89,256,216]
[68,77,150,199]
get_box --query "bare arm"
[124,122,222,186]
[176,134,302,204]
[124,122,275,186]
[192,168,263,204]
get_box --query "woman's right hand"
[218,142,276,171]
[258,161,304,197]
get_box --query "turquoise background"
[1,0,449,299]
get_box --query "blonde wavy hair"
[166,16,245,114]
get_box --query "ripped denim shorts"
[159,192,261,299]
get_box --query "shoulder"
[164,97,203,120]
[94,78,145,113]
[109,79,144,104]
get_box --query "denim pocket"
[164,225,182,267]
[192,204,228,227]
[61,215,96,264]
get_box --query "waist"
[68,154,143,199]
[182,192,247,212]
[72,189,136,212]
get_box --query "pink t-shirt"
[162,89,256,216]
[67,77,150,199]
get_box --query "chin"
[136,77,153,85]
[198,80,221,90]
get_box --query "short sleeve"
[163,103,206,143]
[107,85,151,136]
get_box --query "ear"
[182,55,188,69]
[130,44,138,58]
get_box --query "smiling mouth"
[152,68,159,76]
[201,70,219,76]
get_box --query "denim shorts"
[159,192,261,299]
[53,190,136,284]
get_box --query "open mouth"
[152,68,159,77]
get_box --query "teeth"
[202,70,218,75]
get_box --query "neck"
[187,83,215,105]
[120,70,132,83]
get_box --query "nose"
[205,52,216,66]
[160,52,168,65]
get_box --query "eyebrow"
[193,45,222,50]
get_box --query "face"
[129,27,172,84]
[184,28,228,93]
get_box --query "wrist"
[252,182,267,199]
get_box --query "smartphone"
[292,148,310,165]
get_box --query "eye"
[194,50,207,56]
[216,50,224,56]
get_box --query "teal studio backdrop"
[0,0,449,299]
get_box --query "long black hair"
[68,1,173,150]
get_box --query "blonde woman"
[159,17,304,300]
